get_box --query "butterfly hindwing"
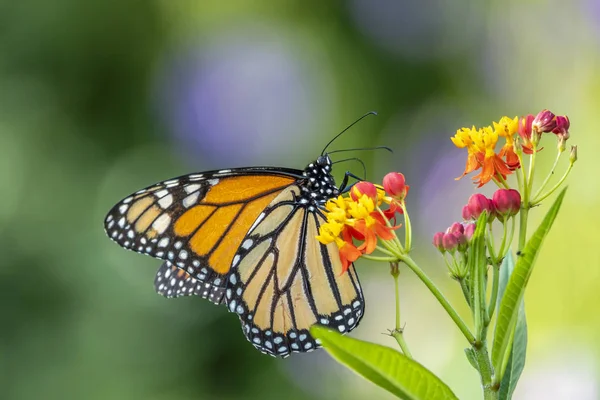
[154,261,225,303]
[224,185,365,357]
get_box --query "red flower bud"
[492,189,521,218]
[442,232,459,253]
[433,232,445,252]
[532,109,557,133]
[383,172,409,201]
[552,115,570,140]
[518,114,535,141]
[350,181,378,202]
[463,222,476,241]
[466,193,494,221]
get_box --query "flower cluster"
[461,189,521,223]
[451,109,571,187]
[316,173,409,273]
[433,222,476,254]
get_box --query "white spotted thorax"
[300,154,339,209]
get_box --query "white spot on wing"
[152,214,171,234]
[118,204,128,214]
[241,239,253,249]
[157,237,169,248]
[184,184,201,194]
[158,194,173,209]
[207,179,219,186]
[155,189,169,198]
[183,192,200,208]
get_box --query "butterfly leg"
[338,171,364,193]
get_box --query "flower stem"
[458,277,471,308]
[390,262,413,358]
[401,201,412,252]
[362,254,398,262]
[531,162,573,205]
[472,343,498,400]
[531,149,562,201]
[391,330,413,358]
[487,261,500,323]
[400,255,476,344]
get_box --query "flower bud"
[350,181,378,202]
[518,114,535,141]
[448,222,464,235]
[463,222,476,241]
[492,189,521,218]
[552,115,570,140]
[532,109,557,134]
[466,193,494,221]
[454,231,468,252]
[383,172,409,201]
[462,205,472,220]
[433,232,445,252]
[442,232,459,253]
[570,145,578,164]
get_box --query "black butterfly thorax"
[299,155,339,206]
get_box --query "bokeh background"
[1,1,597,399]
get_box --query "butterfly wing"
[154,261,225,303]
[223,184,365,357]
[104,168,302,304]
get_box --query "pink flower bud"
[442,232,458,253]
[532,109,557,133]
[350,181,378,202]
[462,205,472,220]
[448,222,464,235]
[466,193,494,221]
[433,232,445,252]
[383,172,409,201]
[552,115,570,140]
[454,231,468,251]
[492,189,521,218]
[463,222,476,241]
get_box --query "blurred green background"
[1,1,597,399]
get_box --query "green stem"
[390,263,413,358]
[401,202,412,252]
[392,264,401,330]
[486,223,498,262]
[376,207,404,252]
[391,330,413,358]
[517,206,529,252]
[361,254,398,262]
[527,145,538,196]
[458,277,471,308]
[374,244,395,257]
[400,255,476,344]
[473,343,498,400]
[496,218,509,258]
[487,261,500,323]
[531,150,562,201]
[531,163,573,205]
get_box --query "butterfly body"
[104,154,364,357]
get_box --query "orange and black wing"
[104,168,301,304]
[223,184,365,357]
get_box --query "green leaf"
[311,326,458,400]
[467,212,488,339]
[496,253,528,400]
[491,188,567,384]
[464,348,479,371]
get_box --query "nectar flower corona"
[316,177,406,273]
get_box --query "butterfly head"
[301,154,338,203]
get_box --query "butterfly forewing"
[104,169,299,298]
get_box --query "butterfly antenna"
[332,157,367,180]
[327,145,393,155]
[321,111,378,156]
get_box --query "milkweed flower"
[316,176,407,273]
[492,189,521,219]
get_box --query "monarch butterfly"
[104,115,379,357]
